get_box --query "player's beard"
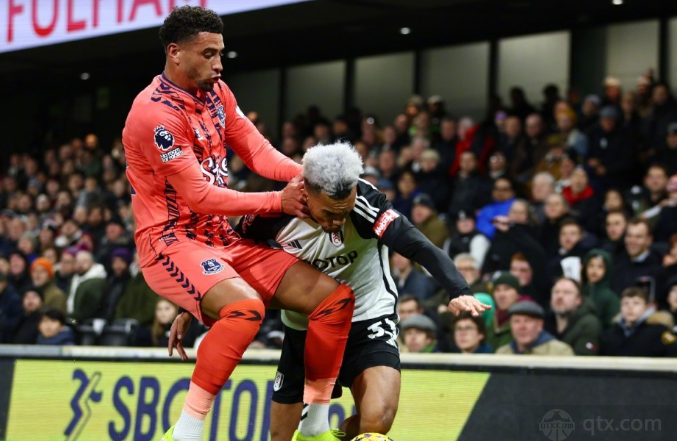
[197,79,215,92]
[187,67,215,92]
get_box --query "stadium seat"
[98,319,140,347]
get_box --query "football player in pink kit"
[123,6,354,441]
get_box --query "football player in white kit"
[169,142,490,440]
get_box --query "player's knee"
[359,404,397,434]
[309,283,355,321]
[218,298,265,327]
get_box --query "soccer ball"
[351,434,394,441]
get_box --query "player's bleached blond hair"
[303,142,364,200]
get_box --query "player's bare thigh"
[347,366,401,435]
[269,261,341,314]
[200,277,262,320]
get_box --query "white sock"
[298,403,330,436]
[172,410,205,441]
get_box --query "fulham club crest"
[274,371,284,391]
[330,230,343,247]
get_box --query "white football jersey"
[239,180,400,331]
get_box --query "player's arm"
[220,84,302,182]
[352,181,490,316]
[136,109,305,217]
[235,214,293,242]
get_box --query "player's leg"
[269,326,307,441]
[334,313,402,439]
[271,262,354,438]
[231,240,354,439]
[340,366,401,438]
[145,245,265,441]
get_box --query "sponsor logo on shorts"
[160,147,183,163]
[153,125,175,151]
[330,231,343,247]
[373,209,399,238]
[274,371,284,391]
[200,258,224,275]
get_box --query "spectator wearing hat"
[0,271,22,343]
[581,249,621,328]
[654,123,677,176]
[30,257,67,314]
[68,250,107,323]
[37,307,75,345]
[587,105,635,191]
[95,215,133,272]
[556,106,588,159]
[444,212,490,268]
[390,252,436,302]
[376,178,396,202]
[601,287,677,357]
[427,95,446,137]
[486,273,534,351]
[447,151,492,220]
[451,312,492,354]
[544,278,602,355]
[602,76,622,109]
[411,193,448,249]
[114,252,161,329]
[400,313,439,353]
[416,149,450,211]
[12,286,44,344]
[361,166,381,187]
[101,248,133,322]
[496,300,574,355]
[476,177,516,240]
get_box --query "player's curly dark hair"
[159,6,223,52]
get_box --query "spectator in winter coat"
[544,278,602,355]
[496,301,574,355]
[601,287,677,357]
[581,249,621,328]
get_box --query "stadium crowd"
[2,70,677,357]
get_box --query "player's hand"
[448,295,492,317]
[281,174,309,218]
[168,311,193,361]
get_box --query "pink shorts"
[142,238,298,326]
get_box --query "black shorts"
[272,312,401,404]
